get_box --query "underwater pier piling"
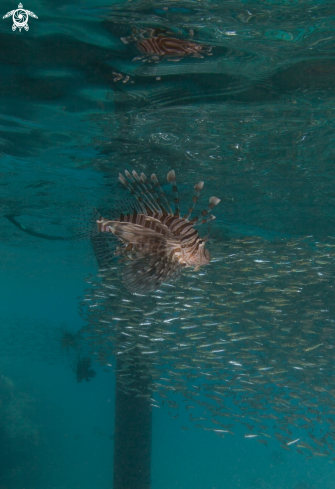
[113,357,152,489]
[91,236,153,489]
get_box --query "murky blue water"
[1,1,335,488]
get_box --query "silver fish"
[96,170,220,294]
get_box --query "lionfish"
[96,170,220,294]
[72,356,96,383]
[121,27,212,61]
[136,36,211,59]
[57,322,79,355]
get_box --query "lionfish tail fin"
[192,196,221,226]
[183,181,204,220]
[167,170,180,217]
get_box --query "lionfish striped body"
[97,170,220,294]
[137,36,207,58]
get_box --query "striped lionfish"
[96,170,220,294]
[136,36,211,60]
[121,27,212,61]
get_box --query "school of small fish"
[79,233,335,460]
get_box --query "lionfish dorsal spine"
[202,196,221,215]
[150,173,173,215]
[118,173,145,212]
[166,170,180,217]
[193,196,221,226]
[183,180,204,221]
[119,171,155,214]
[140,172,170,215]
[131,170,162,213]
[125,170,157,213]
[194,214,216,226]
[140,172,169,215]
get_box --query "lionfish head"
[187,42,203,52]
[187,238,211,271]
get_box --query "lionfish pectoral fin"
[122,254,182,294]
[91,232,118,268]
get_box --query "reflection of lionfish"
[72,356,96,383]
[121,27,212,61]
[137,36,210,59]
[56,323,79,355]
[96,170,220,294]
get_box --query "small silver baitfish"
[97,170,220,294]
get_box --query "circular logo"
[13,9,28,28]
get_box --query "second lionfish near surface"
[96,170,220,294]
[121,27,212,61]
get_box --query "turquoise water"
[2,0,335,488]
